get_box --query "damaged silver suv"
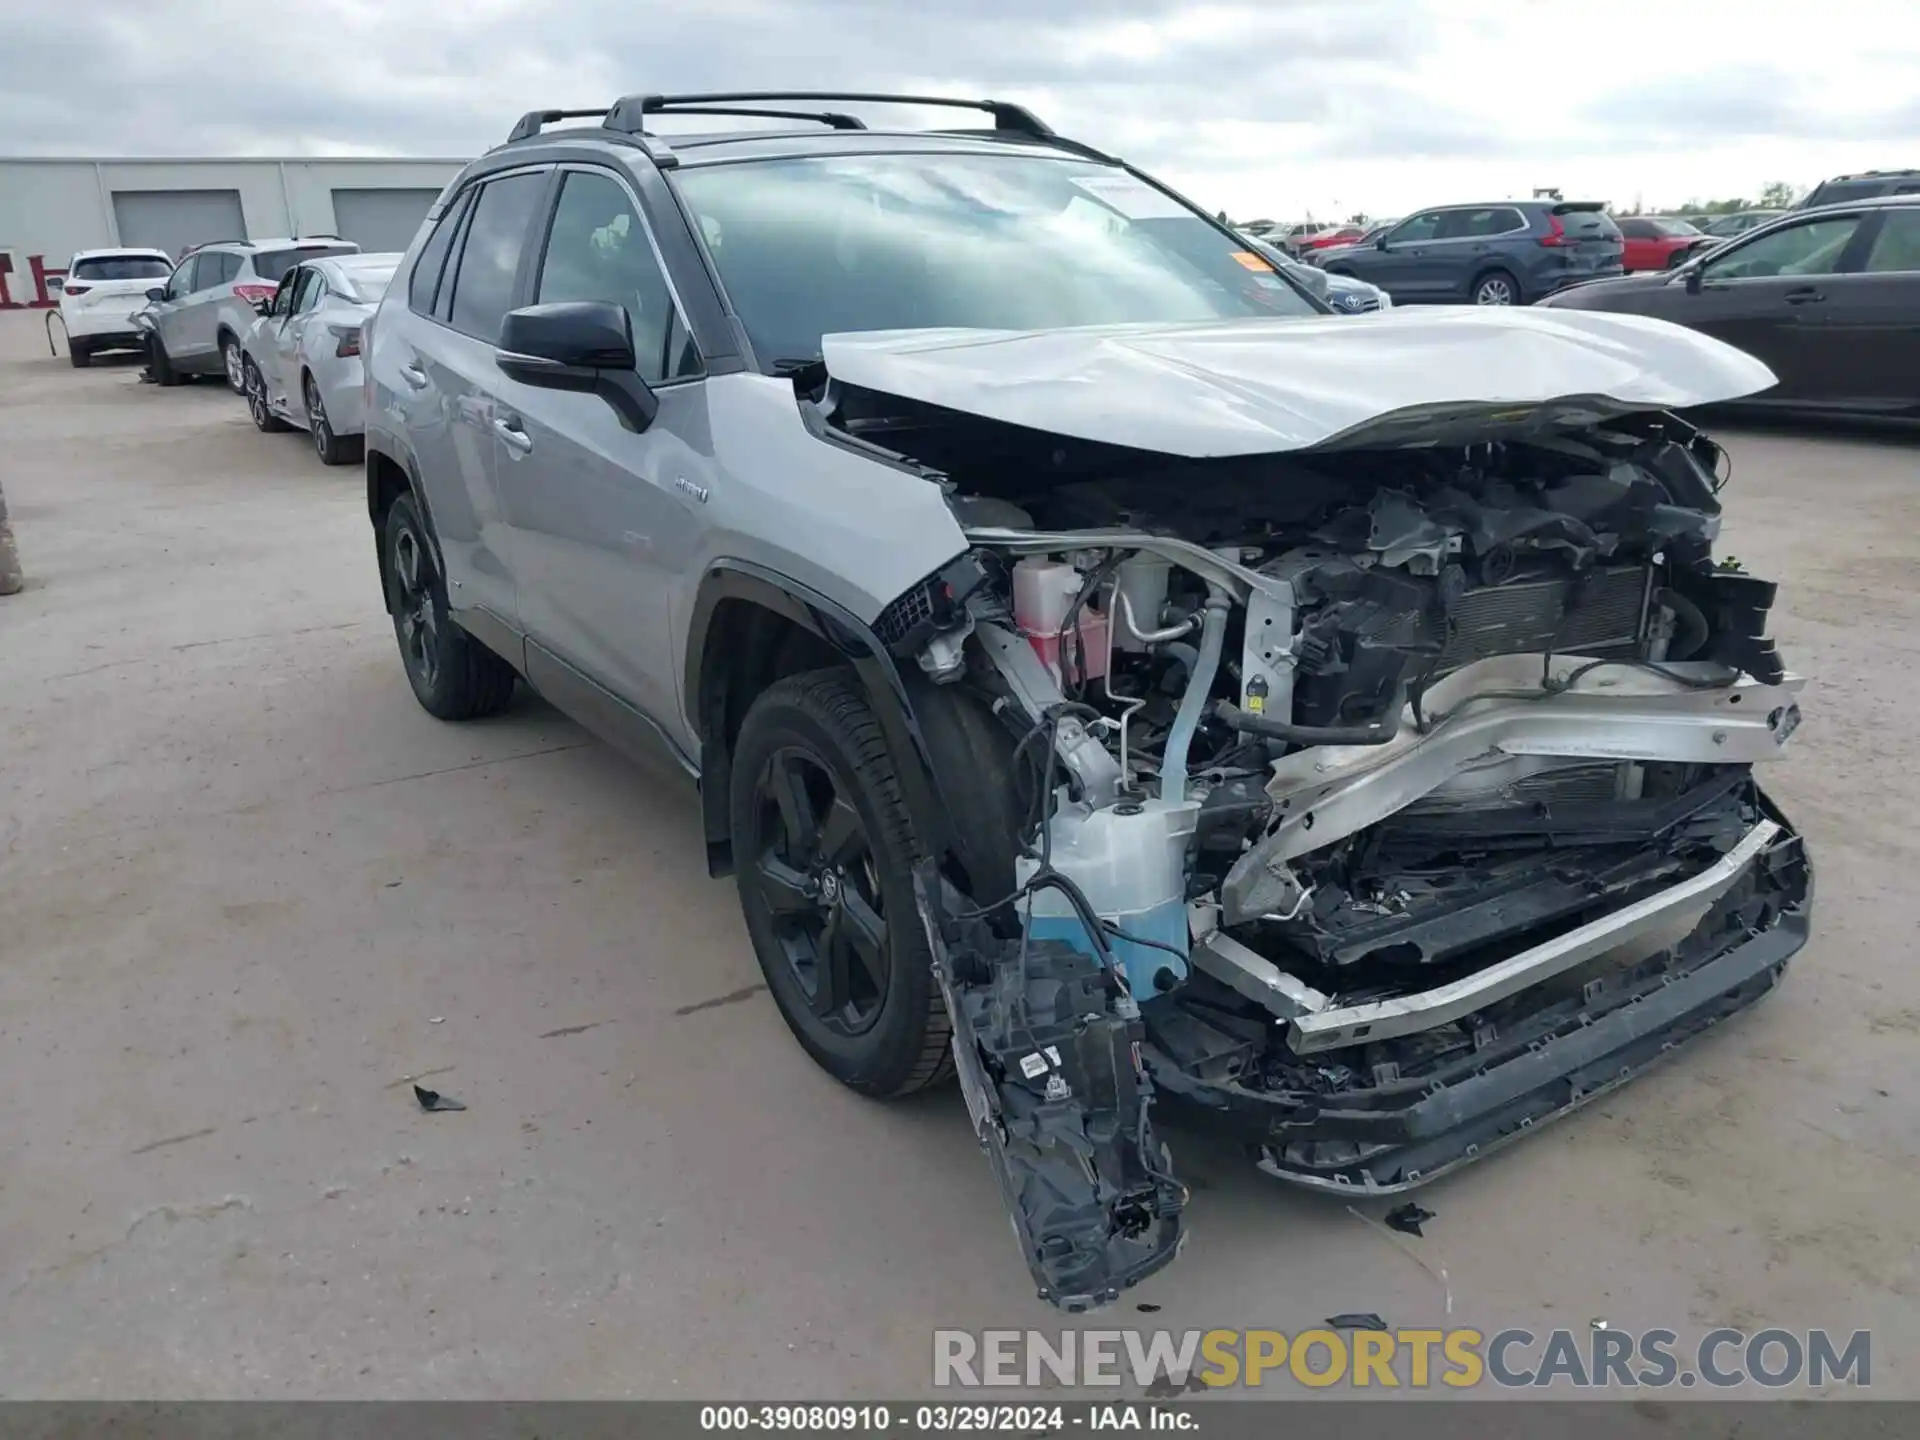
[363,92,1812,1312]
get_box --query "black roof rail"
[641,104,867,131]
[604,91,1055,139]
[508,107,612,143]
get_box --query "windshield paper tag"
[1072,173,1190,220]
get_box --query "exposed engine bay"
[829,376,1812,1312]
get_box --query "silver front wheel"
[1473,273,1517,306]
[223,338,245,393]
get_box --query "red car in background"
[1301,225,1365,253]
[1618,216,1715,271]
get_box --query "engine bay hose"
[1211,698,1400,748]
[1159,586,1230,802]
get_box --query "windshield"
[671,152,1316,366]
[250,244,359,283]
[70,255,173,281]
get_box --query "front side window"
[1704,215,1865,280]
[1389,211,1445,244]
[671,152,1314,367]
[446,171,547,342]
[536,170,700,383]
[270,271,299,317]
[296,273,328,314]
[165,260,195,299]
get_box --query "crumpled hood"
[819,307,1776,457]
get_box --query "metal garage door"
[330,189,439,256]
[112,190,247,261]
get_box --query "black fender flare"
[684,561,955,877]
[364,434,445,587]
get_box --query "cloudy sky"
[4,0,1918,218]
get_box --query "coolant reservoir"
[1012,557,1108,683]
[1015,798,1199,996]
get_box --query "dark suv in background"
[1800,169,1920,209]
[1319,199,1623,305]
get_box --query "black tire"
[244,357,290,432]
[149,335,182,387]
[305,374,356,466]
[68,339,91,369]
[382,491,517,721]
[1472,268,1521,306]
[729,670,953,1097]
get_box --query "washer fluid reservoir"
[1015,798,1199,996]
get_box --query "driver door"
[274,268,323,408]
[1670,212,1871,402]
[152,253,205,357]
[1369,210,1446,299]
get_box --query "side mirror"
[46,276,64,294]
[252,298,273,316]
[1375,234,1391,249]
[1683,267,1705,295]
[146,286,168,302]
[496,301,657,432]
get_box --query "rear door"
[401,169,550,633]
[1804,206,1920,414]
[491,164,710,726]
[1431,205,1528,298]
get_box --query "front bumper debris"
[914,866,1187,1312]
[1150,794,1811,1193]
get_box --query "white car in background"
[54,248,174,366]
[239,252,401,466]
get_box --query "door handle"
[398,362,430,390]
[493,417,534,456]
[1783,287,1826,305]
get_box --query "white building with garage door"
[0,156,464,307]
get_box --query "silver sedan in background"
[240,253,401,465]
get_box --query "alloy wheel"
[306,380,332,460]
[747,748,890,1036]
[223,340,244,392]
[1474,275,1515,305]
[391,521,439,692]
[245,361,270,428]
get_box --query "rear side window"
[1863,209,1920,272]
[71,255,172,281]
[409,188,475,316]
[446,172,548,342]
[1436,207,1523,239]
[534,170,701,384]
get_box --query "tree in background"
[1675,182,1800,215]
[1756,180,1800,208]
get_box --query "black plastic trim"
[523,637,698,778]
[684,561,956,877]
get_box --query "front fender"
[685,560,955,877]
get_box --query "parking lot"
[2,307,1917,1399]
